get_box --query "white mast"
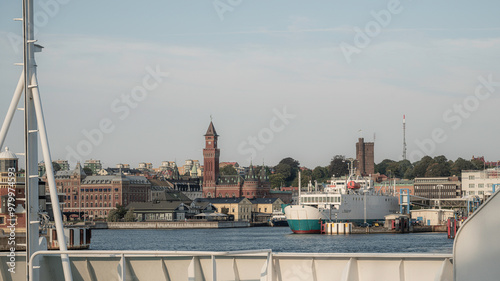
[0,0,73,280]
[403,115,407,161]
[298,171,301,205]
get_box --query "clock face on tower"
[208,141,211,144]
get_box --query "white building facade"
[461,168,500,200]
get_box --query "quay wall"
[95,221,249,229]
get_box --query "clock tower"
[202,121,219,197]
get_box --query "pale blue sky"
[1,1,500,169]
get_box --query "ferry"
[285,166,399,234]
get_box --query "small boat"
[269,212,288,227]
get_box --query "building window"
[469,175,475,180]
[469,184,475,189]
[478,184,484,188]
[90,203,93,207]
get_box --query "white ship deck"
[1,188,499,280]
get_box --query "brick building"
[202,121,271,199]
[50,164,151,220]
[355,138,374,176]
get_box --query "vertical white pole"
[0,71,24,150]
[23,1,41,280]
[22,0,72,279]
[31,71,73,280]
[298,171,301,205]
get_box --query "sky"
[1,0,500,169]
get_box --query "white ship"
[285,164,399,233]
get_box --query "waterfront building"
[116,163,130,169]
[461,168,500,200]
[249,198,284,223]
[202,121,271,199]
[127,201,191,221]
[413,177,461,199]
[195,197,252,221]
[84,159,102,175]
[355,137,375,176]
[80,175,150,219]
[50,164,151,220]
[411,209,454,226]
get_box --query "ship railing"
[1,250,454,281]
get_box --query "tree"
[424,156,451,177]
[220,207,229,215]
[403,167,415,179]
[292,168,312,187]
[278,157,300,170]
[220,165,237,175]
[274,157,300,185]
[471,159,485,170]
[269,173,285,188]
[107,205,127,222]
[328,155,348,177]
[398,160,413,179]
[375,159,396,175]
[124,209,135,222]
[51,162,61,172]
[312,166,329,182]
[386,162,400,178]
[107,209,120,222]
[451,157,477,176]
[412,156,433,177]
[83,167,93,175]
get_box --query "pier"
[90,221,249,229]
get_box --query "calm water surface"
[90,227,453,253]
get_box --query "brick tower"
[355,138,374,176]
[203,121,220,197]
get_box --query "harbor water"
[90,227,453,253]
